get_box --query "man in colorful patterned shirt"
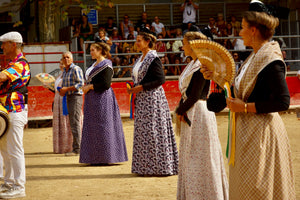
[59,51,84,156]
[0,31,30,199]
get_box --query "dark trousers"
[67,94,83,153]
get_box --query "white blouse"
[132,59,143,80]
[235,53,254,91]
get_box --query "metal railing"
[82,35,300,81]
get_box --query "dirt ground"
[5,113,299,200]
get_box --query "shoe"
[65,152,79,156]
[0,187,25,199]
[0,184,11,193]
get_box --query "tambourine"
[0,103,9,138]
[35,73,55,91]
[189,40,236,88]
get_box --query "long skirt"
[131,86,178,175]
[177,100,228,200]
[80,88,128,164]
[229,112,296,200]
[52,92,73,154]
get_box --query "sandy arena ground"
[3,113,299,200]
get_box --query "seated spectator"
[94,28,112,45]
[71,18,80,38]
[151,16,166,37]
[125,25,138,39]
[232,29,248,60]
[120,14,134,40]
[169,56,182,76]
[205,17,221,39]
[78,14,93,51]
[136,12,152,32]
[104,17,117,36]
[109,36,120,66]
[216,13,227,36]
[122,34,137,53]
[282,50,290,71]
[232,51,242,72]
[161,56,169,75]
[230,15,241,34]
[155,33,167,57]
[118,57,132,78]
[182,56,192,71]
[111,28,123,53]
[175,28,183,39]
[166,33,183,64]
[183,22,200,35]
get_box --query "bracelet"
[244,103,248,114]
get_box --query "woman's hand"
[200,65,213,80]
[176,114,185,122]
[82,84,93,94]
[127,85,143,94]
[226,97,245,112]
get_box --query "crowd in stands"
[71,10,248,76]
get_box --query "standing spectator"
[136,12,152,32]
[201,1,296,198]
[151,16,166,37]
[78,15,93,51]
[0,31,30,199]
[80,42,128,165]
[104,17,117,37]
[120,14,134,40]
[216,13,227,36]
[176,31,228,200]
[127,31,178,176]
[52,59,73,154]
[59,51,84,156]
[180,0,199,30]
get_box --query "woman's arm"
[141,58,165,91]
[90,67,113,93]
[253,61,290,113]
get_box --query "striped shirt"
[0,53,30,113]
[61,63,84,95]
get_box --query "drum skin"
[0,104,9,138]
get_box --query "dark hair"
[91,42,111,59]
[138,32,157,49]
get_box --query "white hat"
[0,31,23,43]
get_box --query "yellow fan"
[189,40,236,88]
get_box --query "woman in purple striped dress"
[80,42,128,165]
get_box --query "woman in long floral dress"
[127,31,178,176]
[176,31,228,200]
